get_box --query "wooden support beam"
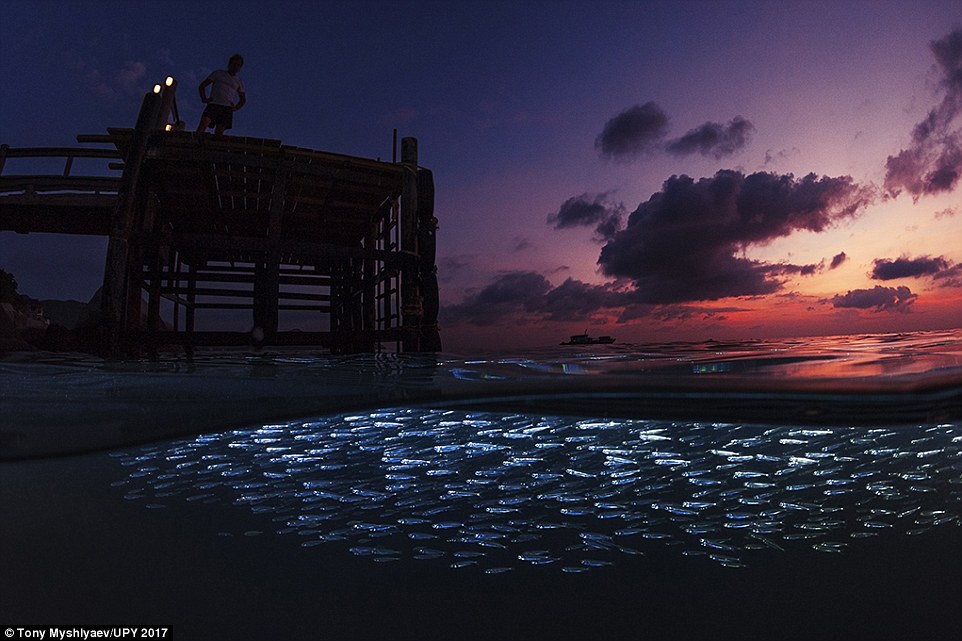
[362,205,381,339]
[261,164,289,339]
[416,168,441,351]
[399,137,420,352]
[100,89,163,356]
[3,110,425,354]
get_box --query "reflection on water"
[5,330,962,460]
[114,409,962,574]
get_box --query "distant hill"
[39,299,87,329]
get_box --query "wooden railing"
[0,144,123,195]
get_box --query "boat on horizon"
[560,331,615,346]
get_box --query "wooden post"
[185,260,196,356]
[416,168,441,351]
[261,164,288,341]
[380,203,395,346]
[362,221,378,351]
[158,77,178,129]
[101,89,163,356]
[146,250,162,349]
[400,137,420,352]
[330,261,345,352]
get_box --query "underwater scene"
[2,330,961,640]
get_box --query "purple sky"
[2,1,961,351]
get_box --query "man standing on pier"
[196,54,246,135]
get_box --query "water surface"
[2,330,961,640]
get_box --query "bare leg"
[214,123,227,135]
[196,116,211,133]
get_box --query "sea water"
[2,330,961,640]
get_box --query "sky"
[1,0,961,352]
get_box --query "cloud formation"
[596,103,755,160]
[830,252,848,269]
[441,271,553,326]
[541,278,631,321]
[831,285,917,313]
[665,116,755,159]
[64,53,149,102]
[597,170,874,304]
[440,268,761,327]
[871,255,950,280]
[771,261,822,277]
[442,272,634,326]
[547,193,626,241]
[595,102,669,159]
[884,29,962,199]
[934,264,962,288]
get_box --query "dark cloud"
[764,147,801,166]
[616,303,655,322]
[934,207,957,219]
[597,170,874,304]
[441,273,634,326]
[665,116,755,159]
[871,255,950,280]
[933,263,962,288]
[541,278,631,321]
[884,29,962,199]
[437,256,476,281]
[769,261,823,277]
[441,269,774,328]
[831,285,917,313]
[441,271,552,326]
[547,193,625,241]
[595,102,669,159]
[932,27,962,91]
[830,252,848,269]
[885,140,962,198]
[596,104,755,161]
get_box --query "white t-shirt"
[207,70,245,107]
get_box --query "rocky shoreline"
[0,266,104,353]
[0,296,100,353]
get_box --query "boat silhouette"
[560,331,615,346]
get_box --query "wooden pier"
[0,80,440,355]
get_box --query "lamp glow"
[153,84,162,94]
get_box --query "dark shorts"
[201,103,234,130]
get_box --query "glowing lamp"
[165,124,173,132]
[153,84,162,94]
[165,76,175,87]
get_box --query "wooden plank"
[0,202,112,235]
[76,134,118,144]
[283,145,401,171]
[0,193,117,207]
[127,329,335,347]
[0,176,122,193]
[1,147,121,160]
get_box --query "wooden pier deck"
[0,82,440,354]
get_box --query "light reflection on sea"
[3,329,962,459]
